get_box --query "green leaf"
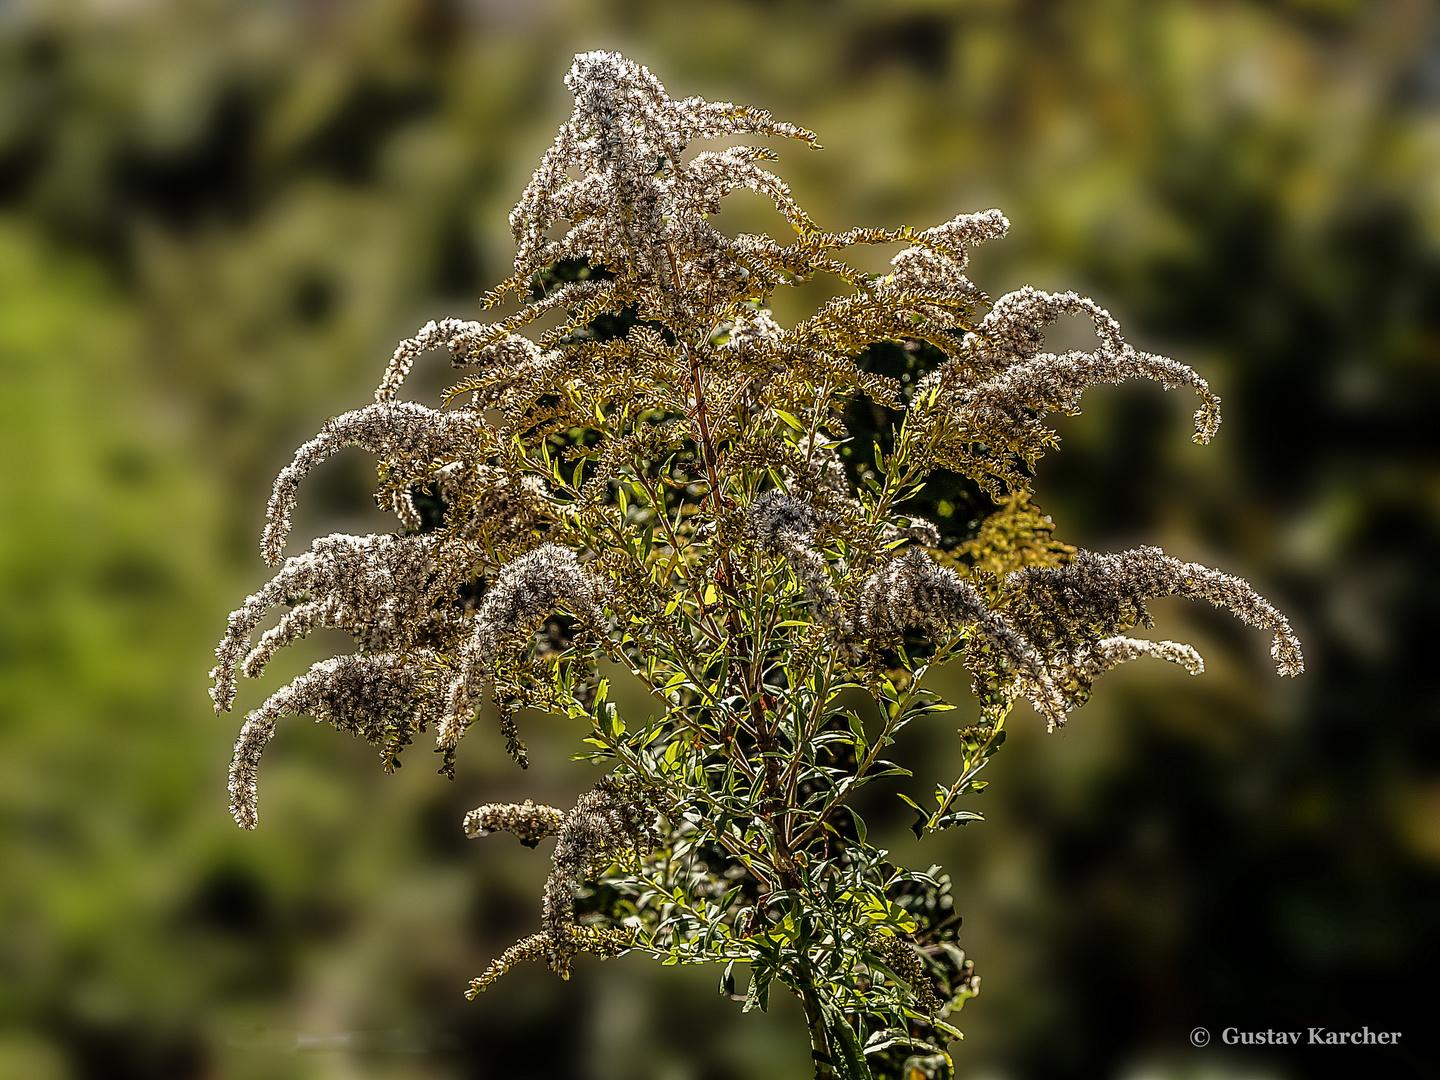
[862,1029,940,1058]
[846,711,869,759]
[896,793,928,839]
[933,809,984,828]
[775,409,805,432]
[742,967,772,1013]
[821,1001,873,1080]
[931,1018,964,1042]
[843,889,919,934]
[842,805,868,847]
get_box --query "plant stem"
[798,977,838,1080]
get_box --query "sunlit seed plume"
[543,781,657,978]
[914,286,1221,448]
[1035,634,1206,714]
[375,318,486,403]
[972,286,1126,365]
[720,307,785,356]
[745,490,848,630]
[210,533,441,714]
[918,207,1011,256]
[1085,636,1205,677]
[880,246,977,300]
[957,347,1220,446]
[466,926,633,998]
[857,548,1067,728]
[262,402,480,564]
[229,652,431,830]
[439,544,605,750]
[880,209,1010,310]
[463,799,566,847]
[1008,546,1304,676]
[507,50,816,294]
[746,488,815,544]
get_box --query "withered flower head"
[210,53,1302,1045]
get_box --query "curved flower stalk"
[374,317,486,403]
[261,401,483,565]
[462,799,566,846]
[539,780,659,978]
[1005,545,1304,677]
[211,52,1303,1079]
[465,926,634,999]
[211,532,445,712]
[909,287,1222,492]
[856,547,1068,729]
[1088,636,1205,677]
[228,652,434,829]
[440,543,605,752]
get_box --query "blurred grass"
[0,1,1437,1078]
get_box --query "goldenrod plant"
[211,52,1302,1080]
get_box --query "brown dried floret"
[856,548,1067,729]
[228,652,432,829]
[542,780,659,978]
[440,544,605,750]
[1007,546,1303,677]
[462,799,566,847]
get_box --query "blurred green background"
[1,1,1437,1078]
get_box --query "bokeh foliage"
[0,1,1436,1078]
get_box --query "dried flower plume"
[229,652,433,829]
[441,543,605,751]
[462,799,566,847]
[857,548,1068,728]
[540,780,657,978]
[1007,546,1304,677]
